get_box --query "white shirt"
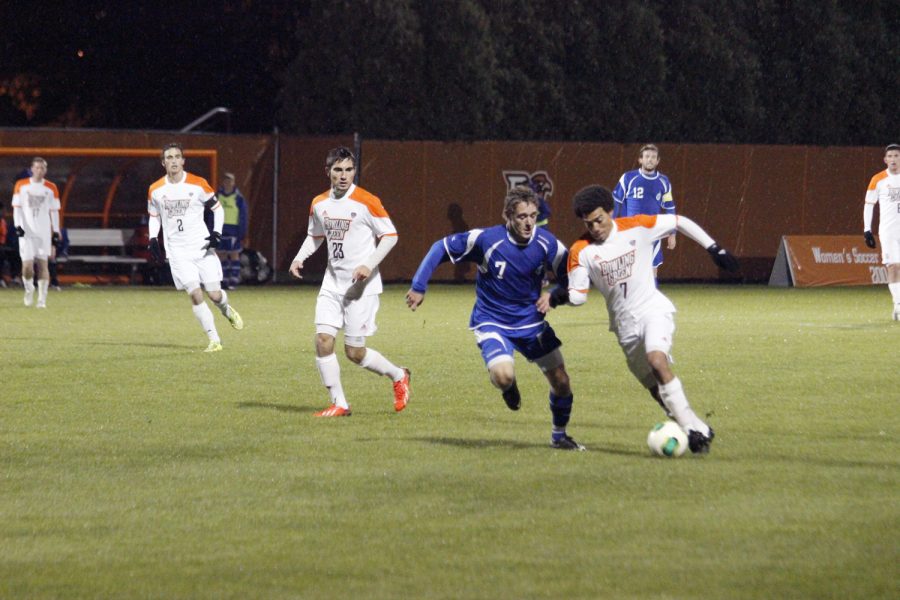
[865,169,900,235]
[307,184,397,296]
[568,214,677,331]
[12,178,60,238]
[148,172,219,260]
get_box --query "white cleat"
[36,300,47,309]
[893,307,900,321]
[24,289,34,307]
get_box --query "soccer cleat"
[36,300,46,309]
[226,306,244,330]
[688,428,715,454]
[893,306,900,321]
[24,289,34,307]
[550,434,586,451]
[314,405,351,417]
[501,381,521,411]
[393,368,411,412]
[203,341,223,353]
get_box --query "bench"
[57,228,147,284]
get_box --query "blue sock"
[549,392,573,436]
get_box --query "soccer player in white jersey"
[559,185,738,454]
[12,157,61,308]
[863,143,900,320]
[289,146,410,417]
[147,142,243,352]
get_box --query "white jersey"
[148,171,218,260]
[307,183,397,296]
[568,214,677,331]
[12,177,60,238]
[865,169,900,235]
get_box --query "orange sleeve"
[185,173,215,195]
[567,238,590,273]
[616,214,657,231]
[867,171,887,191]
[45,181,60,199]
[309,192,330,215]
[350,187,389,218]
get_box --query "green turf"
[1,283,897,599]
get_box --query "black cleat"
[550,434,586,451]
[688,428,715,454]
[501,382,521,411]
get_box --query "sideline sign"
[768,235,886,287]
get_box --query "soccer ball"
[647,421,688,457]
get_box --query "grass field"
[1,283,897,599]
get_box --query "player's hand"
[15,226,25,237]
[352,265,371,283]
[864,230,877,249]
[149,238,162,262]
[706,243,739,272]
[536,291,552,314]
[667,234,677,250]
[289,260,304,279]
[51,231,61,249]
[405,289,425,311]
[204,231,221,250]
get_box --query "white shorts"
[315,289,379,338]
[169,252,223,292]
[19,235,51,262]
[615,311,675,389]
[880,231,899,265]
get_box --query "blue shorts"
[474,322,562,368]
[219,236,242,253]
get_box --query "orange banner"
[777,236,886,287]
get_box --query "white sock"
[192,303,220,342]
[359,348,404,381]
[316,354,348,409]
[24,280,35,294]
[658,377,709,435]
[889,282,900,304]
[37,280,48,303]
[212,289,230,316]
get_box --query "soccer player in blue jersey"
[405,186,585,451]
[612,144,676,277]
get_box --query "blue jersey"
[411,225,568,331]
[612,169,675,218]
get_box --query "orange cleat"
[393,368,411,412]
[314,405,351,417]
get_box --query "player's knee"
[646,351,672,381]
[489,366,515,390]
[343,343,366,364]
[315,332,336,356]
[546,365,571,396]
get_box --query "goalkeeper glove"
[706,243,739,272]
[149,238,162,262]
[15,226,25,237]
[51,232,61,249]
[204,231,221,250]
[864,230,876,249]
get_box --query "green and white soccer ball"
[647,421,688,457]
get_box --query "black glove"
[707,243,739,272]
[548,286,570,308]
[204,231,221,250]
[15,225,25,237]
[51,231,61,249]
[149,238,162,262]
[864,230,876,249]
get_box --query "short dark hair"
[573,185,614,217]
[161,142,183,160]
[639,143,660,157]
[885,144,900,154]
[503,185,538,219]
[326,146,356,170]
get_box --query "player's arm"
[203,197,224,250]
[674,215,739,271]
[12,203,25,237]
[863,201,877,248]
[405,239,452,310]
[289,235,324,279]
[538,240,570,313]
[353,233,398,283]
[147,211,163,261]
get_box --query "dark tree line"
[2,1,896,145]
[277,0,899,145]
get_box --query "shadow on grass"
[87,340,197,350]
[236,401,312,413]
[412,436,550,450]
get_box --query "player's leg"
[19,236,35,306]
[203,255,243,330]
[641,313,714,453]
[35,257,50,308]
[882,234,900,319]
[171,257,221,351]
[524,324,585,450]
[313,291,350,416]
[342,294,410,411]
[476,328,520,410]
